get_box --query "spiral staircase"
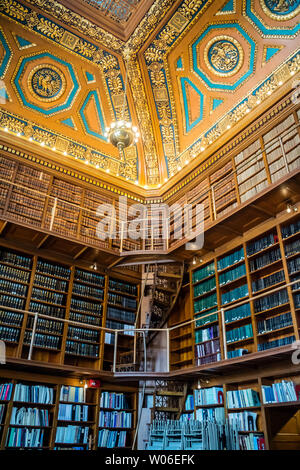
[114,260,184,372]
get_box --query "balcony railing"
[0,116,299,255]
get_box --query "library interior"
[0,0,299,453]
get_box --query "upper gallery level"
[0,0,299,189]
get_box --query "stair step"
[155,285,177,294]
[157,272,181,279]
[154,407,179,412]
[156,391,185,396]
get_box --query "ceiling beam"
[73,246,89,260]
[0,220,8,236]
[250,203,275,218]
[36,234,50,249]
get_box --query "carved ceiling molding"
[22,0,175,54]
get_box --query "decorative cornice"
[162,93,296,201]
[21,0,175,54]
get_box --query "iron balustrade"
[0,122,299,254]
[0,279,299,373]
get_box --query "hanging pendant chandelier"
[105,50,139,162]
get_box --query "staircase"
[113,261,184,372]
[147,261,184,337]
[151,379,188,421]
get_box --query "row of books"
[58,404,89,422]
[0,404,5,423]
[261,380,300,403]
[254,289,289,313]
[109,279,137,296]
[29,301,65,319]
[67,326,99,343]
[69,311,102,327]
[219,264,246,286]
[13,384,54,404]
[24,331,60,350]
[0,279,28,297]
[0,264,30,282]
[195,352,221,365]
[194,293,217,313]
[221,284,248,305]
[0,324,20,342]
[194,325,219,344]
[27,317,64,335]
[99,411,132,428]
[247,232,278,257]
[288,256,300,275]
[258,334,295,351]
[0,295,25,310]
[72,283,104,299]
[65,340,99,357]
[36,260,70,280]
[107,293,137,310]
[55,425,90,444]
[100,392,129,410]
[74,269,104,287]
[6,427,45,448]
[195,407,225,422]
[0,250,32,269]
[34,274,68,293]
[106,307,135,324]
[11,407,49,426]
[195,310,218,328]
[194,387,224,406]
[70,298,103,314]
[294,292,300,308]
[194,339,220,359]
[60,386,85,403]
[192,262,215,284]
[217,248,244,271]
[226,389,260,409]
[285,239,300,258]
[98,429,127,448]
[185,395,194,411]
[225,304,251,324]
[238,433,265,450]
[281,220,300,239]
[228,411,258,431]
[0,383,13,401]
[105,320,134,336]
[257,312,293,334]
[252,269,285,293]
[31,287,65,306]
[193,276,216,298]
[226,324,253,344]
[227,348,248,359]
[249,247,281,272]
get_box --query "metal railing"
[1,279,299,373]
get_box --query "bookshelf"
[103,277,139,371]
[189,213,300,368]
[98,388,136,448]
[0,373,138,450]
[169,282,193,370]
[0,244,140,372]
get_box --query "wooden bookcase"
[0,370,138,450]
[186,211,300,369]
[0,243,140,372]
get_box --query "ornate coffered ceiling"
[0,0,299,192]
